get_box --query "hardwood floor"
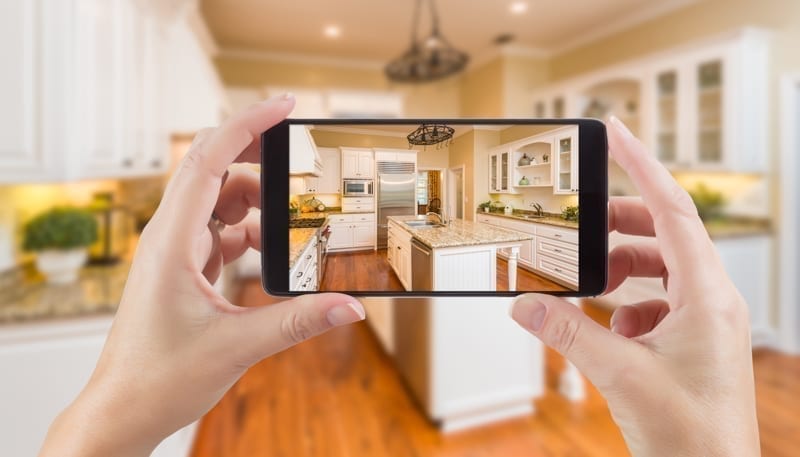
[192,281,800,457]
[320,249,568,292]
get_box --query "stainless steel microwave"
[342,179,374,197]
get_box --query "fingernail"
[609,115,634,139]
[610,323,619,334]
[326,302,365,326]
[513,295,547,332]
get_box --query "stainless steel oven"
[317,222,331,284]
[342,179,374,197]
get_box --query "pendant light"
[385,0,469,83]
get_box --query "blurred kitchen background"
[1,0,799,455]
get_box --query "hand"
[39,95,366,457]
[511,117,760,456]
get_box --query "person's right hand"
[511,116,760,456]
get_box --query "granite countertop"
[0,262,130,325]
[703,218,771,239]
[289,228,319,269]
[388,215,533,249]
[478,210,580,230]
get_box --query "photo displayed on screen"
[288,123,580,293]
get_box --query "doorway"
[416,169,444,215]
[448,165,465,220]
[779,74,800,353]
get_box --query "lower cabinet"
[290,236,318,292]
[0,317,196,457]
[328,213,376,251]
[387,220,412,290]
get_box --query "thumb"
[227,293,365,367]
[511,293,641,391]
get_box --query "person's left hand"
[39,94,365,457]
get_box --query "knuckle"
[280,311,317,345]
[547,317,581,356]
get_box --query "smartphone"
[261,118,607,297]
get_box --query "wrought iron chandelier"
[407,123,455,149]
[385,0,469,83]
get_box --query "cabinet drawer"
[342,203,375,213]
[342,197,374,205]
[537,225,578,244]
[352,213,375,222]
[328,214,353,223]
[537,238,578,265]
[476,214,502,226]
[536,255,578,287]
[503,219,537,234]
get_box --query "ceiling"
[200,0,699,62]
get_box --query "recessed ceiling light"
[509,1,528,14]
[324,25,341,38]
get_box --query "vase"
[36,248,88,284]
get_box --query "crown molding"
[549,0,700,55]
[312,126,409,138]
[218,47,385,70]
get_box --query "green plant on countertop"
[478,200,492,210]
[688,183,726,221]
[561,205,579,222]
[23,207,98,251]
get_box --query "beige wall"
[503,55,550,117]
[310,130,449,169]
[499,125,559,144]
[448,131,476,220]
[215,56,461,117]
[459,57,505,117]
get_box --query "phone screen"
[273,119,606,296]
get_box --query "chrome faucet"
[529,202,543,216]
[426,211,447,225]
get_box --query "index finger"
[157,94,295,244]
[606,117,722,300]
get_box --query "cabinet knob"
[306,254,312,260]
[122,158,133,167]
[150,159,162,168]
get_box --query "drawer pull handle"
[306,254,312,260]
[296,271,303,278]
[553,248,562,253]
[554,234,562,238]
[554,267,562,273]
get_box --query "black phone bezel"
[262,118,607,297]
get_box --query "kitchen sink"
[517,215,545,219]
[404,220,445,228]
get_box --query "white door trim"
[448,165,466,221]
[779,73,800,353]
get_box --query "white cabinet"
[341,197,375,213]
[477,214,536,269]
[488,148,514,194]
[290,235,318,292]
[304,148,340,194]
[553,130,579,194]
[387,220,412,290]
[0,0,175,183]
[328,214,375,251]
[341,148,374,179]
[289,125,322,176]
[644,32,768,172]
[0,317,196,457]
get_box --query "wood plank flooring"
[320,249,568,292]
[192,282,800,457]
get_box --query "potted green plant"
[23,207,98,284]
[561,205,579,222]
[478,201,492,213]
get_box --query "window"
[416,173,428,204]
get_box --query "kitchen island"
[387,216,533,291]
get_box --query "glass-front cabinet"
[554,132,578,194]
[655,69,678,165]
[488,148,512,193]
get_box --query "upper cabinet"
[304,148,340,194]
[554,131,579,194]
[341,148,374,179]
[488,147,514,194]
[289,125,322,176]
[0,0,217,184]
[531,29,769,174]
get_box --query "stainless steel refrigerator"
[377,173,417,248]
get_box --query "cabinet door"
[318,148,341,193]
[76,0,127,172]
[304,176,319,193]
[692,57,726,167]
[489,155,498,192]
[651,67,682,167]
[341,150,359,179]
[387,238,396,271]
[353,223,374,248]
[519,238,535,267]
[0,0,46,181]
[554,134,577,194]
[357,151,374,178]
[500,151,510,192]
[328,224,353,249]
